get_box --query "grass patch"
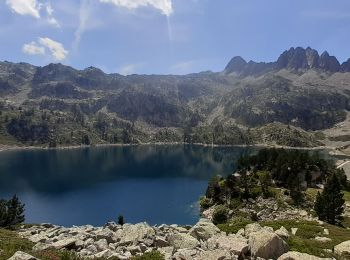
[261,220,350,258]
[131,251,164,260]
[217,217,253,234]
[0,229,33,260]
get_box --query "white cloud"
[22,42,45,55]
[38,37,68,61]
[6,0,42,18]
[22,37,68,61]
[73,0,93,51]
[119,63,145,75]
[99,0,173,16]
[6,0,60,27]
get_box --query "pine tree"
[6,195,25,226]
[314,174,345,225]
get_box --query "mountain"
[1,47,350,148]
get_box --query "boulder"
[189,218,220,241]
[198,249,233,260]
[94,238,108,251]
[314,236,332,243]
[249,230,289,259]
[334,240,350,257]
[93,249,113,258]
[157,246,174,260]
[244,223,263,237]
[51,238,77,250]
[32,242,52,251]
[207,234,248,256]
[172,248,198,260]
[167,233,200,250]
[278,251,332,260]
[291,228,298,235]
[275,226,289,240]
[8,251,38,260]
[95,228,116,243]
[118,223,155,245]
[155,236,169,247]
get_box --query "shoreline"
[0,142,347,156]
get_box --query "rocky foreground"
[9,219,350,260]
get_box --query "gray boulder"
[278,251,332,260]
[275,226,289,240]
[334,240,350,257]
[8,251,38,260]
[51,238,77,250]
[249,230,289,259]
[168,232,200,250]
[118,223,155,245]
[245,223,263,237]
[207,234,248,256]
[198,249,233,260]
[189,218,220,241]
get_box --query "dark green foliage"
[257,171,272,198]
[81,134,90,145]
[118,215,125,226]
[212,205,229,225]
[314,174,345,225]
[130,251,165,260]
[0,195,25,228]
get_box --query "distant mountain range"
[1,47,350,148]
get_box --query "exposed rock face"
[275,226,289,240]
[206,233,248,257]
[278,251,332,260]
[224,56,247,74]
[8,251,38,260]
[248,229,289,259]
[319,51,341,72]
[167,232,200,250]
[334,240,350,257]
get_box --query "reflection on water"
[0,145,257,226]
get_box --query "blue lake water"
[0,145,258,226]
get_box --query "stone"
[157,246,174,260]
[236,228,245,236]
[95,228,116,243]
[291,228,298,235]
[32,242,52,251]
[314,236,332,243]
[334,240,350,257]
[86,244,98,254]
[93,249,113,258]
[127,245,141,255]
[189,218,220,241]
[198,249,232,260]
[154,236,169,247]
[118,223,155,245]
[278,251,332,259]
[207,234,248,257]
[323,229,329,235]
[28,234,47,244]
[95,238,108,251]
[167,232,200,250]
[172,249,198,260]
[275,226,289,240]
[51,238,77,250]
[8,251,38,260]
[249,230,289,259]
[245,223,263,237]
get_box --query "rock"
[172,248,198,260]
[155,236,169,247]
[157,246,174,260]
[245,223,263,237]
[207,234,248,256]
[314,236,332,243]
[8,251,38,260]
[198,249,233,260]
[95,238,108,251]
[334,240,350,257]
[278,251,332,259]
[93,249,113,258]
[28,234,47,244]
[236,228,245,236]
[86,244,98,254]
[291,228,298,235]
[127,245,141,255]
[167,232,200,250]
[263,226,274,232]
[275,226,289,240]
[323,229,329,235]
[95,228,116,243]
[32,242,52,251]
[189,218,220,241]
[118,223,155,245]
[249,230,289,259]
[52,238,77,250]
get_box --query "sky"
[1,0,350,75]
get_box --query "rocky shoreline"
[11,218,350,260]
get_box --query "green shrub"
[0,195,25,228]
[212,205,229,225]
[118,215,125,226]
[217,217,252,234]
[199,196,212,210]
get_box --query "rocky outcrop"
[278,251,332,260]
[188,218,220,241]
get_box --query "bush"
[118,215,125,226]
[0,195,25,228]
[217,216,252,234]
[131,251,164,260]
[199,196,212,210]
[212,205,229,225]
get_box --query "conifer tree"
[314,174,345,225]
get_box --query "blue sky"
[1,0,350,75]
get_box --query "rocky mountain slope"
[1,47,350,148]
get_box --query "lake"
[0,145,258,226]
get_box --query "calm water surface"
[0,145,257,226]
